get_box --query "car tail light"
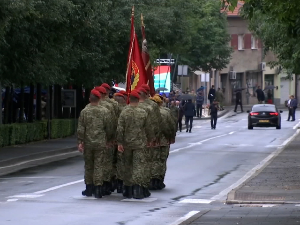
[269,112,278,116]
[250,112,259,116]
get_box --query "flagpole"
[125,6,135,93]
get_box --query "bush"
[0,119,76,147]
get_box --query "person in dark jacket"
[255,86,265,103]
[177,100,185,132]
[196,92,204,118]
[184,99,195,133]
[289,95,298,121]
[209,100,219,129]
[234,91,243,112]
[208,85,215,104]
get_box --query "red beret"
[95,86,106,94]
[138,88,147,94]
[91,89,101,98]
[101,83,111,90]
[114,93,125,98]
[119,90,127,95]
[130,90,140,99]
[141,84,150,91]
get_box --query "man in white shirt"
[287,95,292,121]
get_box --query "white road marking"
[169,211,200,225]
[0,152,79,169]
[0,176,59,179]
[228,131,236,135]
[121,198,157,202]
[8,194,44,198]
[293,121,300,129]
[179,199,214,204]
[34,179,84,194]
[223,144,254,147]
[262,204,277,208]
[265,145,283,148]
[211,129,300,201]
[295,204,300,207]
[170,134,228,154]
[7,199,18,202]
[193,126,202,129]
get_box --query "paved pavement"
[0,109,299,225]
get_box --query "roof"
[222,1,244,17]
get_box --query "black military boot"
[123,186,133,198]
[154,179,162,190]
[82,184,93,197]
[102,181,111,196]
[159,179,166,189]
[94,185,102,199]
[133,185,144,199]
[149,179,157,190]
[117,179,123,193]
[110,177,117,192]
[143,187,151,198]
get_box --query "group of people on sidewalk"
[77,84,177,200]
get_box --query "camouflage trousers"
[84,146,105,186]
[151,146,170,180]
[112,146,118,178]
[116,151,125,180]
[103,147,113,182]
[123,148,148,187]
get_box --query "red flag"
[126,7,148,94]
[141,14,155,96]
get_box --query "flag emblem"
[131,61,140,90]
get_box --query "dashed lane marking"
[179,199,214,204]
[121,197,157,202]
[229,131,235,135]
[169,211,200,225]
[7,199,18,202]
[34,179,84,194]
[73,196,99,200]
[7,194,44,199]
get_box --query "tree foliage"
[0,0,232,87]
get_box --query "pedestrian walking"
[117,90,154,200]
[255,86,265,104]
[178,100,185,132]
[287,95,292,121]
[77,89,112,199]
[209,100,219,129]
[289,95,298,121]
[234,91,243,112]
[208,85,216,104]
[196,92,204,118]
[184,99,196,133]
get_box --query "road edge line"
[225,129,300,203]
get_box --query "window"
[251,35,257,49]
[238,34,244,50]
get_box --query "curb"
[226,129,300,204]
[173,210,210,225]
[0,147,80,176]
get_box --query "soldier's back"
[80,105,109,147]
[118,106,148,148]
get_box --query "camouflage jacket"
[138,101,155,144]
[162,107,177,139]
[116,105,154,149]
[144,98,162,143]
[169,105,179,123]
[159,107,175,146]
[77,105,111,148]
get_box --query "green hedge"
[0,119,77,147]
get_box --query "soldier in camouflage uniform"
[151,95,176,190]
[119,90,128,103]
[140,84,162,190]
[101,83,119,192]
[77,89,112,198]
[137,88,158,197]
[170,100,179,127]
[90,86,115,195]
[113,92,127,193]
[117,90,154,199]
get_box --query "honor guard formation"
[77,83,177,199]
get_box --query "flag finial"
[132,6,134,16]
[141,13,144,27]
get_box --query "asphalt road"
[0,110,299,225]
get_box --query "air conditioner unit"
[229,71,236,79]
[260,62,266,71]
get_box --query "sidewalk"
[226,130,300,204]
[0,136,78,176]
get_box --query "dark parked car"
[247,104,282,130]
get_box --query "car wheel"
[276,124,281,129]
[248,124,253,130]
